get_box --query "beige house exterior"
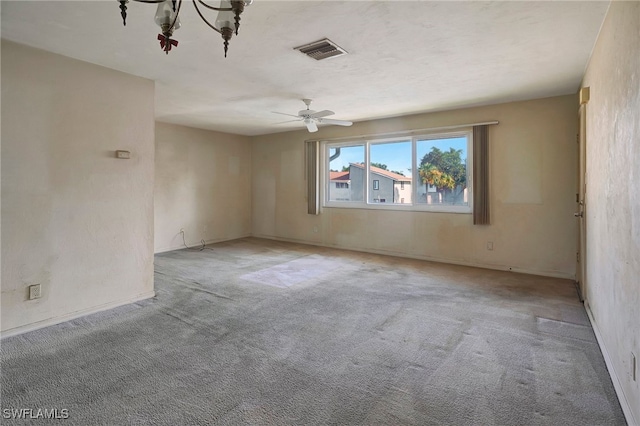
[350,163,412,204]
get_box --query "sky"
[329,136,468,175]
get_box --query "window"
[324,130,472,212]
[328,144,364,202]
[369,140,411,204]
[415,135,469,207]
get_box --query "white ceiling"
[1,1,609,136]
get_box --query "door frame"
[576,95,588,302]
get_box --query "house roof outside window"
[329,171,351,181]
[349,163,411,182]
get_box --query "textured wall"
[154,122,252,253]
[251,95,578,278]
[1,41,155,334]
[581,1,640,422]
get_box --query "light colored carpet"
[1,237,626,425]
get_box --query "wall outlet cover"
[28,284,42,300]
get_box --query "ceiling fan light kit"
[117,0,252,57]
[274,99,353,133]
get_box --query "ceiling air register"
[294,38,348,61]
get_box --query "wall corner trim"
[585,302,637,425]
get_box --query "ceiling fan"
[273,99,353,133]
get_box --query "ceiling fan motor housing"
[272,99,352,133]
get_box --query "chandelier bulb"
[155,0,181,32]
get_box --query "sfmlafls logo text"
[2,408,69,420]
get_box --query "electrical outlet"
[28,284,42,300]
[313,226,319,233]
[115,150,130,159]
[632,352,637,382]
[486,241,494,251]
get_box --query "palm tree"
[419,146,467,202]
[419,163,455,202]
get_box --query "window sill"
[322,203,472,214]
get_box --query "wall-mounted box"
[116,150,131,159]
[579,87,590,105]
[28,284,42,300]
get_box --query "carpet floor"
[1,237,626,425]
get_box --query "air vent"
[294,38,348,61]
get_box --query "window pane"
[416,136,469,206]
[328,145,364,202]
[368,141,412,204]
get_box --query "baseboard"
[154,234,251,254]
[251,234,574,280]
[0,291,156,339]
[585,302,637,426]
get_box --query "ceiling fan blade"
[272,111,301,118]
[275,119,302,124]
[310,110,334,119]
[305,119,318,133]
[318,118,353,126]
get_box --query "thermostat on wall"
[116,150,131,159]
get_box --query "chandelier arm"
[196,0,232,12]
[131,0,166,4]
[191,0,223,34]
[168,0,183,33]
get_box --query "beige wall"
[581,1,640,422]
[251,95,578,278]
[154,122,251,253]
[1,41,155,335]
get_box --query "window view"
[416,136,469,206]
[328,144,364,202]
[368,140,412,204]
[325,131,471,212]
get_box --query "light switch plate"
[116,150,131,159]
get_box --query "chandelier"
[117,0,252,57]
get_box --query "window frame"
[322,129,473,213]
